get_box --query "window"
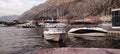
[112,11,120,16]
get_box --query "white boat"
[0,24,7,27]
[68,27,107,39]
[16,22,44,28]
[16,23,36,28]
[43,21,67,41]
[98,22,112,30]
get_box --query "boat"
[98,22,112,30]
[16,23,36,28]
[0,24,8,27]
[16,23,44,28]
[68,27,108,40]
[43,21,67,41]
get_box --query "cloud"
[0,0,46,16]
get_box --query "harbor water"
[0,27,120,54]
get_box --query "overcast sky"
[0,0,46,16]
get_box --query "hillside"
[19,0,120,20]
[0,15,19,22]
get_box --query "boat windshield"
[45,23,67,28]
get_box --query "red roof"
[84,16,97,19]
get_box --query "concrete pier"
[107,31,120,36]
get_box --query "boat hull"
[44,33,65,41]
[68,33,106,37]
[68,33,107,40]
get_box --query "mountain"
[19,0,120,20]
[0,15,19,22]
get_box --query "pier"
[107,31,120,36]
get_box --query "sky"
[0,0,46,16]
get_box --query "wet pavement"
[24,48,120,54]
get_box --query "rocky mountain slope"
[19,0,120,20]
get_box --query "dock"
[107,31,120,36]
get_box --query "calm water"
[0,27,120,54]
[0,27,45,54]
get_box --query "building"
[57,16,78,23]
[57,16,68,23]
[83,16,99,23]
[99,15,112,22]
[112,8,120,29]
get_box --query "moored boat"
[16,22,44,28]
[43,21,67,41]
[68,27,108,40]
